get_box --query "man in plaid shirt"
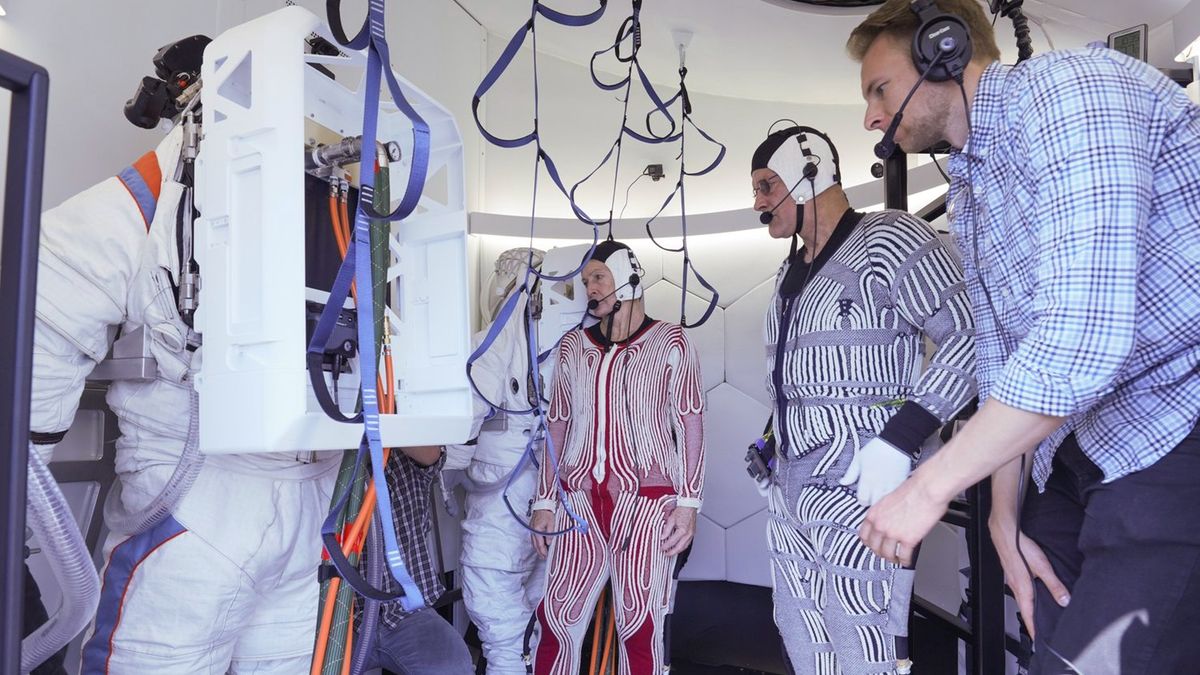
[358,446,473,673]
[848,1,1200,672]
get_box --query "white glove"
[754,475,771,498]
[838,437,913,507]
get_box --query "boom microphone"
[587,275,640,313]
[872,43,952,160]
[873,112,905,160]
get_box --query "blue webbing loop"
[637,68,725,329]
[310,0,435,611]
[468,3,618,538]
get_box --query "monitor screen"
[1108,24,1148,62]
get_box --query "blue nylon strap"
[535,0,607,26]
[633,62,678,140]
[634,72,723,329]
[473,22,539,148]
[307,237,363,424]
[469,1,617,540]
[319,442,402,602]
[313,0,427,611]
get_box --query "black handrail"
[885,159,1010,673]
[0,47,50,673]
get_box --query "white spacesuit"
[30,127,338,674]
[445,247,585,675]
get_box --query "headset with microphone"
[756,125,841,226]
[584,241,645,319]
[873,0,974,160]
[586,273,641,315]
[759,161,819,225]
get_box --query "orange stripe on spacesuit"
[116,150,162,231]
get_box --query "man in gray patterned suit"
[751,124,976,674]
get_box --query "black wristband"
[878,401,941,458]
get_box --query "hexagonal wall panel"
[678,512,726,582]
[642,280,725,392]
[699,384,770,528]
[726,509,773,588]
[660,229,787,308]
[723,278,775,408]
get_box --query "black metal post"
[0,48,50,673]
[883,150,908,211]
[968,479,1007,674]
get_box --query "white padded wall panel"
[723,279,775,409]
[678,512,727,582]
[658,230,786,308]
[642,282,725,393]
[725,509,773,588]
[697,384,769,528]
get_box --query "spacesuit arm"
[446,295,538,471]
[30,177,158,462]
[670,329,705,509]
[879,215,977,456]
[533,339,572,511]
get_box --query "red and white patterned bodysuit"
[532,317,705,675]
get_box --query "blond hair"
[847,0,1001,64]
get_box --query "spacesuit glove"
[838,437,913,507]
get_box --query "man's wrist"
[914,455,960,506]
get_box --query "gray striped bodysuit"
[764,208,976,674]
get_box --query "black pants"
[1021,424,1200,675]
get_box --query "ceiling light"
[0,5,7,17]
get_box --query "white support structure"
[194,6,472,454]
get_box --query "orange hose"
[340,595,355,675]
[329,193,347,259]
[314,179,402,675]
[597,602,616,675]
[588,588,606,674]
[310,577,342,675]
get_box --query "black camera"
[124,35,211,129]
[744,425,776,482]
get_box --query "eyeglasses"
[752,177,780,198]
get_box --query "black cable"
[929,152,951,184]
[618,169,649,221]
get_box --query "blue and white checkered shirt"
[946,49,1200,489]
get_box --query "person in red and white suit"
[527,240,706,675]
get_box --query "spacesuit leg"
[461,459,546,675]
[80,461,336,674]
[226,468,338,673]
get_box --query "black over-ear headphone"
[910,0,973,83]
[795,125,842,185]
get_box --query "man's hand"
[530,509,556,559]
[839,437,913,506]
[989,520,1070,640]
[859,472,949,566]
[661,505,697,556]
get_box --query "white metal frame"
[195,6,472,454]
